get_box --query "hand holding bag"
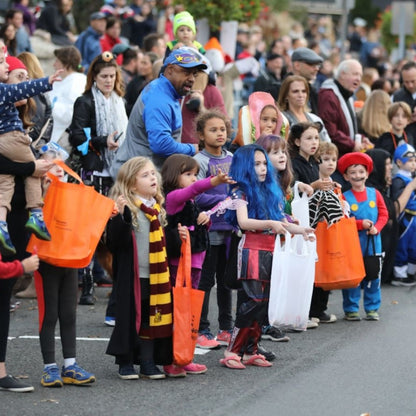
[291,182,310,227]
[314,217,365,290]
[363,235,382,281]
[26,160,114,268]
[268,232,316,332]
[172,228,205,366]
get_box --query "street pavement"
[3,283,416,416]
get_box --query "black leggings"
[0,277,17,362]
[39,262,78,364]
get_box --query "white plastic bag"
[291,182,310,227]
[268,232,315,331]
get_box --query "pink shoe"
[216,330,232,346]
[182,362,207,374]
[163,364,186,378]
[196,334,220,349]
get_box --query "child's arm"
[236,203,287,234]
[371,190,389,234]
[166,172,234,215]
[395,177,416,216]
[0,254,39,279]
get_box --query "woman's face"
[107,22,121,40]
[385,157,393,186]
[287,80,307,110]
[8,68,28,84]
[95,66,116,97]
[4,24,16,40]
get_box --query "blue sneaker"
[41,365,63,388]
[0,221,16,256]
[104,316,116,327]
[61,363,96,385]
[25,210,51,241]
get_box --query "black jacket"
[69,91,107,172]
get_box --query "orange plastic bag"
[27,160,114,268]
[314,217,365,290]
[172,229,204,366]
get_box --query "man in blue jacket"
[75,12,107,72]
[111,47,207,176]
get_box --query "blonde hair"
[110,157,166,227]
[361,90,391,139]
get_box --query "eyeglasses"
[173,65,199,77]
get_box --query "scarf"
[91,85,128,172]
[134,201,172,338]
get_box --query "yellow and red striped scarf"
[135,201,172,338]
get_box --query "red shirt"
[0,253,23,279]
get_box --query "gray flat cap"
[292,47,323,64]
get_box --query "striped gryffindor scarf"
[135,201,172,339]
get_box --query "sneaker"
[41,365,63,387]
[163,364,186,378]
[196,333,220,349]
[0,221,16,256]
[216,330,232,346]
[93,275,113,286]
[0,375,34,392]
[104,316,116,327]
[257,344,276,362]
[61,363,96,385]
[182,362,207,374]
[140,362,166,379]
[118,364,139,380]
[391,276,416,287]
[25,211,51,241]
[344,312,361,321]
[314,312,337,323]
[307,319,319,329]
[365,310,380,321]
[261,326,290,342]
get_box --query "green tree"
[72,0,103,33]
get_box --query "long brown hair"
[161,154,199,195]
[277,75,310,112]
[85,52,124,96]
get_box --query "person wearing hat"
[391,144,416,286]
[111,47,207,175]
[338,152,388,321]
[253,52,284,101]
[165,11,205,58]
[319,59,370,156]
[291,47,323,114]
[75,11,107,73]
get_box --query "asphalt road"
[3,283,416,416]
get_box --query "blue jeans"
[342,278,381,313]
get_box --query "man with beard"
[111,47,207,175]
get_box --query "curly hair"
[195,109,232,150]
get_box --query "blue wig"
[226,144,285,227]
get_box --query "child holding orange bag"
[338,152,388,321]
[36,149,96,388]
[161,154,235,376]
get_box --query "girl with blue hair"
[221,144,314,369]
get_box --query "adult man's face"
[402,67,416,94]
[9,12,23,29]
[165,64,200,96]
[91,18,106,35]
[338,61,362,93]
[293,60,320,82]
[267,57,284,79]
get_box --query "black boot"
[79,267,95,305]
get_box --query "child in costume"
[193,110,234,349]
[0,48,62,255]
[161,153,234,375]
[233,91,289,147]
[391,144,416,287]
[338,152,388,321]
[106,157,172,380]
[222,144,313,369]
[165,11,205,57]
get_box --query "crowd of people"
[0,0,416,394]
